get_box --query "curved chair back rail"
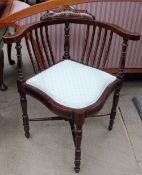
[3,0,141,72]
[3,19,140,42]
[3,18,140,73]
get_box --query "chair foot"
[74,160,80,173]
[24,125,30,139]
[108,117,115,131]
[0,83,7,91]
[108,87,121,131]
[74,113,84,173]
[9,60,15,65]
[23,115,30,138]
[108,112,116,131]
[25,132,30,139]
[108,123,113,131]
[74,168,80,173]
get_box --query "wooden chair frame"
[3,10,140,172]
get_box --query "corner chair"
[3,6,140,172]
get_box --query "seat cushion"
[26,60,117,109]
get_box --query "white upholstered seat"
[26,60,116,109]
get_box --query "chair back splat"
[24,6,95,73]
[3,5,140,173]
[63,22,70,60]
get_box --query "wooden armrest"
[3,25,29,43]
[103,22,140,41]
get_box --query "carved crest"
[40,5,94,21]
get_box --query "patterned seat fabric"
[26,60,116,109]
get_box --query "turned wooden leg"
[7,43,15,65]
[15,41,29,137]
[0,49,7,91]
[74,113,84,173]
[20,94,30,138]
[109,87,121,131]
[74,126,82,173]
[69,120,75,145]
